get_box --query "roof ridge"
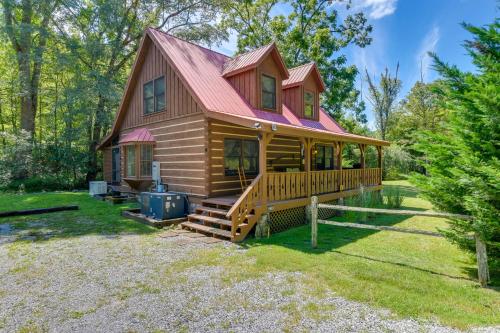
[232,41,275,58]
[149,27,232,59]
[288,62,315,70]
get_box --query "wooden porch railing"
[267,168,382,201]
[340,168,381,191]
[224,168,382,240]
[311,170,340,195]
[267,172,307,201]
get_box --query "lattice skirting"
[269,206,306,234]
[318,199,343,220]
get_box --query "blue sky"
[214,0,497,128]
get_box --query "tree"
[222,0,372,128]
[411,20,500,269]
[1,0,59,135]
[365,65,401,140]
[53,0,228,182]
[389,81,446,147]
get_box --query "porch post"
[358,143,366,186]
[259,133,268,204]
[260,133,274,205]
[302,138,312,198]
[336,142,344,191]
[377,145,383,185]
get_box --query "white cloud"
[354,0,398,19]
[415,25,440,82]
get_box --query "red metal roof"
[222,43,275,77]
[98,29,387,148]
[283,63,326,92]
[148,29,349,134]
[119,128,155,144]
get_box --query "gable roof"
[222,42,289,78]
[99,28,389,148]
[283,62,326,92]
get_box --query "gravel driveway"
[0,224,496,333]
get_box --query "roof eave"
[204,109,389,146]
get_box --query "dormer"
[282,63,325,121]
[223,43,289,113]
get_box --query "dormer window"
[261,74,276,111]
[144,76,165,115]
[304,90,314,118]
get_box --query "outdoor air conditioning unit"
[89,181,107,196]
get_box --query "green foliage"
[0,0,229,185]
[411,20,500,268]
[221,0,373,129]
[0,130,32,184]
[365,65,402,140]
[389,81,447,147]
[344,188,383,222]
[383,145,417,180]
[383,186,403,208]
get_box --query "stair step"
[181,222,232,239]
[202,197,237,208]
[195,206,229,216]
[188,214,232,227]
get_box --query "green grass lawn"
[0,191,153,238]
[0,182,498,329]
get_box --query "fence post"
[475,233,490,287]
[311,196,318,248]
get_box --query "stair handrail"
[226,174,263,238]
[226,173,262,219]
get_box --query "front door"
[112,147,121,184]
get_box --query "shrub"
[383,145,417,180]
[384,186,404,208]
[344,188,384,222]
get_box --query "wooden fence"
[309,196,490,287]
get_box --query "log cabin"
[98,28,390,242]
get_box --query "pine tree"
[411,20,500,271]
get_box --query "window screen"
[304,91,314,118]
[126,145,136,177]
[140,145,153,177]
[144,76,165,114]
[224,139,259,176]
[261,74,276,110]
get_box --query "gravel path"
[0,227,497,333]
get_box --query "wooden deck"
[182,168,383,242]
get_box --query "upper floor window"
[304,91,314,118]
[315,145,334,170]
[144,76,165,115]
[261,74,276,110]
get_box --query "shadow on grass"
[0,192,157,244]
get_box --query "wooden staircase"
[180,174,265,242]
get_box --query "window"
[224,139,259,176]
[140,145,153,177]
[126,145,136,177]
[315,145,334,170]
[304,91,314,118]
[144,76,165,114]
[261,74,276,110]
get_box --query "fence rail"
[310,197,489,287]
